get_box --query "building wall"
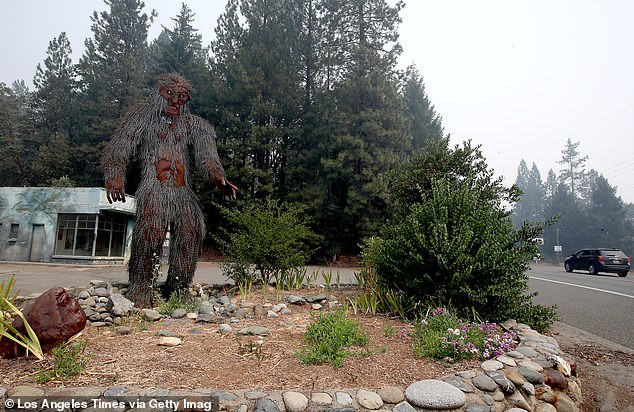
[0,187,136,264]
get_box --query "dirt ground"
[1,288,632,411]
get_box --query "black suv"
[564,248,630,277]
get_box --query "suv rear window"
[600,250,627,258]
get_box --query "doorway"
[29,224,46,262]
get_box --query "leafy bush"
[412,307,518,361]
[217,198,315,286]
[363,176,557,331]
[296,310,369,367]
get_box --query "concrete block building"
[0,187,136,264]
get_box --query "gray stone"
[356,389,383,409]
[516,346,539,357]
[254,398,280,412]
[311,392,333,405]
[83,296,97,307]
[156,330,177,337]
[377,386,404,404]
[214,391,238,402]
[519,367,545,384]
[481,359,503,371]
[91,321,107,327]
[335,391,354,406]
[285,295,306,304]
[78,290,91,299]
[225,303,239,313]
[392,401,417,412]
[141,308,162,321]
[507,391,531,410]
[472,374,498,392]
[482,394,494,406]
[94,287,110,297]
[8,386,45,398]
[189,328,203,334]
[219,324,233,334]
[238,326,270,336]
[196,313,221,323]
[282,391,308,412]
[496,354,517,367]
[535,403,558,412]
[245,391,269,400]
[219,296,232,305]
[198,301,215,315]
[107,293,134,316]
[443,376,474,393]
[519,359,544,372]
[115,326,133,335]
[554,392,579,412]
[304,294,327,303]
[405,379,466,409]
[485,370,515,394]
[465,403,492,412]
[456,370,477,379]
[158,337,181,346]
[171,308,187,318]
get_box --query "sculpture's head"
[154,73,192,117]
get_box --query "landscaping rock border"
[2,282,583,411]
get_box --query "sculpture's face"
[159,83,190,117]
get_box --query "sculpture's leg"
[163,202,205,297]
[127,199,167,307]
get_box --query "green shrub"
[296,310,369,367]
[363,176,557,330]
[217,198,315,287]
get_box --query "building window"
[8,223,19,241]
[55,213,127,257]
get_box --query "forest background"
[1,0,632,263]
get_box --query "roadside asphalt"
[0,261,361,296]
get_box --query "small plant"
[296,310,369,368]
[383,324,396,337]
[0,274,19,316]
[412,307,518,362]
[158,289,199,315]
[322,270,334,290]
[236,335,265,362]
[0,276,43,360]
[37,338,89,383]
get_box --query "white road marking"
[529,276,634,299]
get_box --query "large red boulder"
[0,287,87,358]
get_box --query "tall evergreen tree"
[147,3,209,114]
[31,32,77,185]
[75,0,155,185]
[557,138,588,201]
[512,160,545,227]
[588,175,634,254]
[0,81,34,186]
[402,65,443,152]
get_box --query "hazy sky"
[2,1,633,203]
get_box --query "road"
[527,263,634,350]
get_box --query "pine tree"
[512,160,545,226]
[557,138,588,201]
[402,65,443,153]
[31,32,77,185]
[0,81,34,186]
[75,0,155,185]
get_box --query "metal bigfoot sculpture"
[101,73,237,308]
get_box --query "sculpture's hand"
[106,176,126,204]
[213,173,237,200]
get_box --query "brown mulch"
[0,289,477,391]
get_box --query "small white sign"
[554,245,562,252]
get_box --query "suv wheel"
[588,263,598,275]
[564,262,573,273]
[618,271,628,277]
